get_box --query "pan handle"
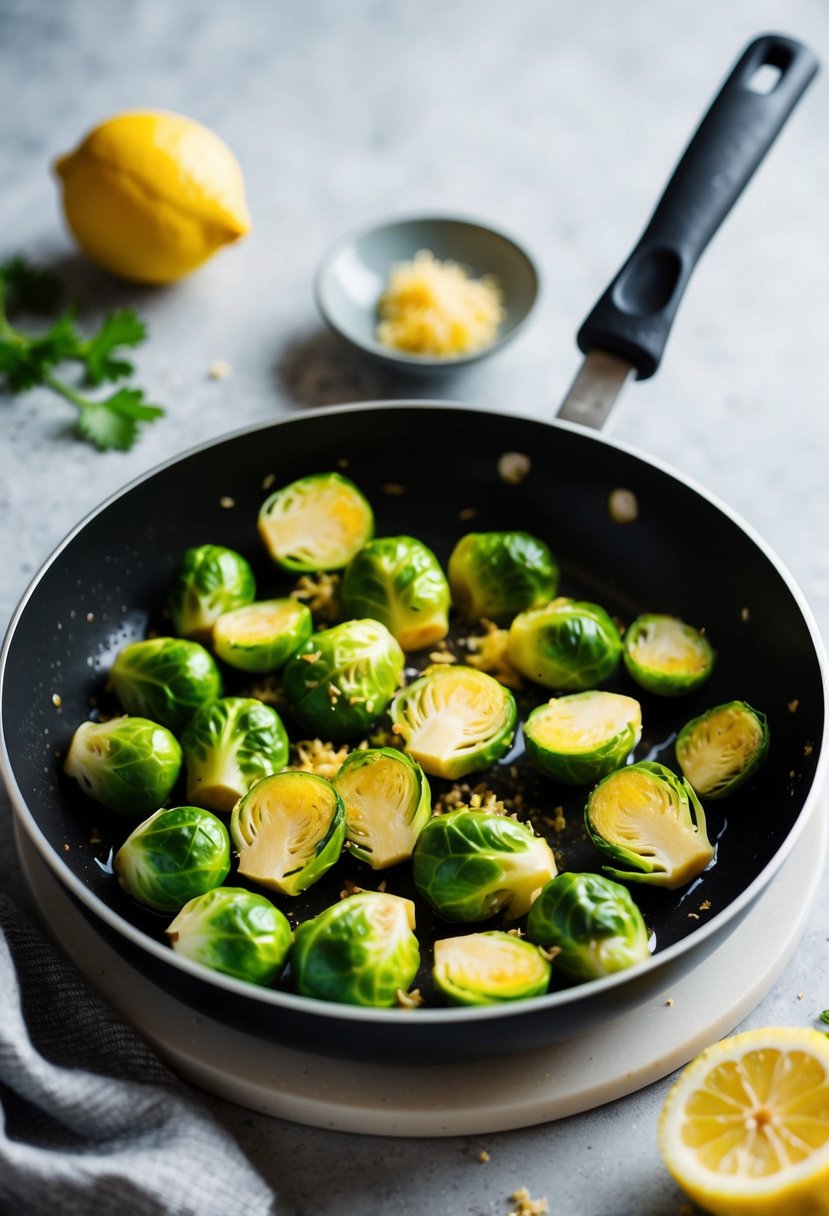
[574,33,819,383]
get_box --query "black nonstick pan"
[1,35,825,1064]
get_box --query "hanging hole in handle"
[746,63,783,94]
[612,247,683,317]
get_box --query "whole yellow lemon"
[54,110,251,284]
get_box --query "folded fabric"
[0,893,276,1216]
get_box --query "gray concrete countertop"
[2,2,829,1212]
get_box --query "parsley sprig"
[0,256,164,451]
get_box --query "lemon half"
[659,1026,829,1215]
[55,110,250,283]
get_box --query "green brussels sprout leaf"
[586,760,714,889]
[182,696,290,814]
[115,805,231,911]
[433,931,551,1005]
[109,636,223,733]
[167,544,256,641]
[291,891,420,1007]
[212,598,313,673]
[412,809,557,922]
[340,535,450,652]
[526,871,651,982]
[676,700,769,798]
[507,598,622,691]
[258,471,374,572]
[389,665,517,780]
[524,690,642,785]
[623,614,715,696]
[230,769,345,896]
[333,746,431,869]
[448,530,559,624]
[167,886,292,985]
[64,715,182,817]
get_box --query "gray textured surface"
[1,1,829,1212]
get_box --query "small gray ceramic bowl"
[314,215,539,372]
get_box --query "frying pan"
[1,34,825,1064]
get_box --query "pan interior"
[2,404,823,1034]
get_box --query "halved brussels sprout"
[167,544,256,641]
[115,805,231,911]
[291,891,420,1007]
[332,746,431,869]
[506,598,623,691]
[447,531,559,624]
[524,691,642,785]
[212,598,313,673]
[525,871,650,981]
[258,471,374,572]
[167,886,292,985]
[585,760,714,889]
[676,700,769,799]
[389,665,517,780]
[340,535,450,652]
[623,614,715,696]
[433,931,552,1005]
[181,697,290,814]
[109,637,223,734]
[230,769,345,896]
[64,715,182,817]
[282,618,404,740]
[412,809,557,922]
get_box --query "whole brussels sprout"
[109,636,223,734]
[448,531,559,624]
[282,618,404,740]
[212,598,313,673]
[181,697,290,814]
[291,891,420,1007]
[525,871,650,982]
[623,614,715,696]
[524,690,642,785]
[258,471,374,572]
[167,544,256,641]
[230,770,346,896]
[676,700,769,799]
[115,805,231,911]
[412,809,557,922]
[333,746,431,869]
[389,665,517,780]
[586,760,714,889]
[507,598,622,691]
[167,887,292,985]
[64,715,182,817]
[340,535,450,652]
[433,931,552,1005]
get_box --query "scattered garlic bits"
[608,487,638,524]
[508,1188,548,1216]
[290,738,357,780]
[498,451,531,485]
[376,249,504,358]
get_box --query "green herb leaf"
[82,308,147,384]
[76,388,165,452]
[0,310,82,390]
[819,1011,829,1026]
[0,256,64,315]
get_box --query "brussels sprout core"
[507,598,623,691]
[182,697,290,813]
[413,809,557,921]
[258,472,374,572]
[109,636,223,733]
[230,770,345,896]
[167,544,256,641]
[676,700,769,798]
[167,886,292,985]
[623,614,715,695]
[115,805,231,911]
[291,891,420,1007]
[525,871,651,982]
[433,932,552,1005]
[64,715,182,817]
[524,691,642,785]
[447,531,559,624]
[586,761,714,889]
[389,665,517,780]
[212,598,313,673]
[333,747,431,868]
[340,535,450,651]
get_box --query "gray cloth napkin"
[0,894,277,1216]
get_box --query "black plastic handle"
[576,34,819,380]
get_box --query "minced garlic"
[376,249,504,357]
